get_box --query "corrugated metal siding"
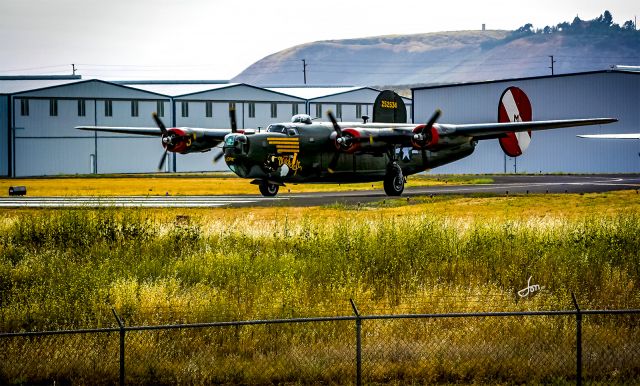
[413,72,639,173]
[15,138,94,176]
[0,96,8,176]
[96,138,160,174]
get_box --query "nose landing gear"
[252,179,281,197]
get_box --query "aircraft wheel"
[383,164,404,196]
[259,182,279,197]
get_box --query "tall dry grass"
[1,204,639,383]
[1,208,638,330]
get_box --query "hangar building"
[1,78,411,177]
[412,70,639,174]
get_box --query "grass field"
[0,177,639,383]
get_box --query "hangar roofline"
[115,80,228,85]
[9,78,171,98]
[172,83,306,101]
[411,69,640,92]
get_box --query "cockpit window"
[267,124,287,134]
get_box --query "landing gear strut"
[384,162,404,196]
[258,181,279,197]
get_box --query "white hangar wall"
[412,71,639,174]
[0,95,8,176]
[12,80,170,176]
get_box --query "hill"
[232,14,640,87]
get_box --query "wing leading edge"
[440,118,618,139]
[75,126,162,136]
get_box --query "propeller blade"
[423,109,441,134]
[327,152,340,173]
[327,110,342,138]
[152,112,168,135]
[229,107,238,133]
[213,150,225,162]
[158,149,169,171]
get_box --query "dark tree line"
[513,10,638,37]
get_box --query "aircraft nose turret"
[223,133,250,157]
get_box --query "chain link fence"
[2,306,639,385]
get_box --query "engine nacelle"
[411,125,439,150]
[331,128,393,154]
[163,128,217,154]
[411,125,472,150]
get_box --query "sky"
[0,0,637,80]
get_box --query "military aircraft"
[77,87,616,197]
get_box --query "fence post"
[571,292,582,386]
[112,308,125,386]
[350,299,362,386]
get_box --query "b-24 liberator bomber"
[76,88,616,197]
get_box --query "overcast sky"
[0,0,636,80]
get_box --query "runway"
[1,174,638,208]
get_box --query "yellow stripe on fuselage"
[268,137,300,154]
[268,140,299,144]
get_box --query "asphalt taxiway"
[0,174,638,208]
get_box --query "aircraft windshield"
[267,124,289,134]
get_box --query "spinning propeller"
[213,107,239,162]
[327,110,360,172]
[153,113,172,171]
[413,109,441,166]
[413,109,441,146]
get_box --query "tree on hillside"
[511,10,638,38]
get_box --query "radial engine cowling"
[411,124,439,150]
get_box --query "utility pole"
[71,64,77,76]
[548,55,556,75]
[301,59,307,84]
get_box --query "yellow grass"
[0,173,491,196]
[1,189,637,225]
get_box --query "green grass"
[1,208,639,330]
[1,193,639,383]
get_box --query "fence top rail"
[362,308,640,320]
[1,308,639,338]
[0,327,120,338]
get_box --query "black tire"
[259,182,279,197]
[383,164,404,196]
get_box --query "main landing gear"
[383,162,404,196]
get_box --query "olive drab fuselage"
[222,122,476,184]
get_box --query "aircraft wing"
[337,118,618,146]
[438,118,618,139]
[75,126,162,136]
[75,126,231,139]
[577,133,640,139]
